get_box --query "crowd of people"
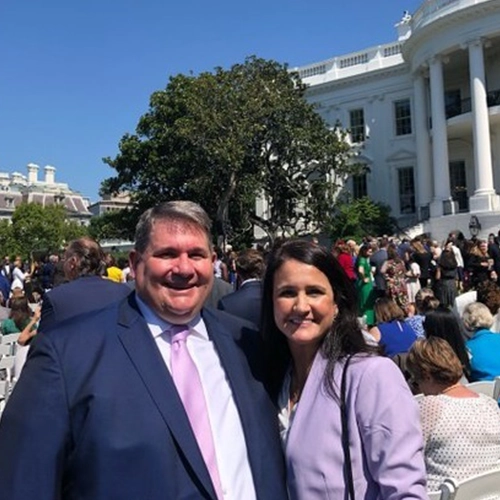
[0,203,499,498]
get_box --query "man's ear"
[129,250,138,270]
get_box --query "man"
[370,237,389,299]
[0,201,286,499]
[1,255,14,284]
[217,248,264,326]
[38,237,131,332]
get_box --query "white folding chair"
[465,380,495,399]
[0,379,10,417]
[0,332,20,356]
[0,344,11,356]
[443,468,500,499]
[414,393,425,403]
[493,376,500,401]
[1,332,20,345]
[427,483,455,500]
[0,356,15,382]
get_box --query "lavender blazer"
[285,353,427,499]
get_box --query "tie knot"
[169,325,190,343]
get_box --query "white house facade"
[297,0,500,241]
[0,163,92,225]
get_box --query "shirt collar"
[135,294,208,340]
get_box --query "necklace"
[441,383,461,395]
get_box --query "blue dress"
[378,320,418,357]
[466,329,500,381]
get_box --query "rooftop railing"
[296,42,403,81]
[411,0,490,31]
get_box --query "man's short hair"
[135,201,212,254]
[64,237,107,278]
[236,249,265,281]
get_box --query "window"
[352,173,367,199]
[349,108,365,142]
[449,161,468,212]
[398,167,415,214]
[394,99,412,136]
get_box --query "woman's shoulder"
[1,317,18,333]
[347,354,402,381]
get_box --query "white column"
[413,72,432,217]
[428,56,454,216]
[468,39,500,212]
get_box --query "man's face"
[130,219,215,324]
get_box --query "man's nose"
[173,255,194,276]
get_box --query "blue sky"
[0,0,422,202]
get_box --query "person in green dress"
[356,244,376,326]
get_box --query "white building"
[88,192,131,216]
[297,0,500,241]
[0,163,92,225]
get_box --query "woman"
[462,302,500,381]
[423,306,471,381]
[1,296,39,346]
[405,288,439,338]
[332,240,356,283]
[433,240,458,309]
[1,296,40,378]
[381,243,409,310]
[407,337,500,491]
[467,240,496,289]
[262,239,426,499]
[370,297,418,357]
[410,239,433,289]
[356,244,375,326]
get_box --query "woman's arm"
[17,307,41,346]
[354,358,427,499]
[368,326,381,342]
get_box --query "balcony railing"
[445,98,471,119]
[444,88,500,120]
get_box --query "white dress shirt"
[136,296,256,500]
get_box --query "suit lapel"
[116,296,216,500]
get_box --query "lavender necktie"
[169,325,223,499]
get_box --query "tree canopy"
[0,203,88,259]
[102,56,361,245]
[326,196,396,242]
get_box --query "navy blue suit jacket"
[0,294,286,499]
[39,275,131,332]
[217,280,262,327]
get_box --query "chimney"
[11,172,23,184]
[27,163,39,183]
[44,165,56,184]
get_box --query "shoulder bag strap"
[341,354,355,500]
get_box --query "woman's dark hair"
[387,243,400,261]
[424,306,471,379]
[9,296,32,331]
[439,248,457,270]
[261,239,378,400]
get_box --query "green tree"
[8,203,88,258]
[102,56,358,245]
[88,210,136,242]
[0,219,16,258]
[327,196,396,241]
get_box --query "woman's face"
[272,259,337,348]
